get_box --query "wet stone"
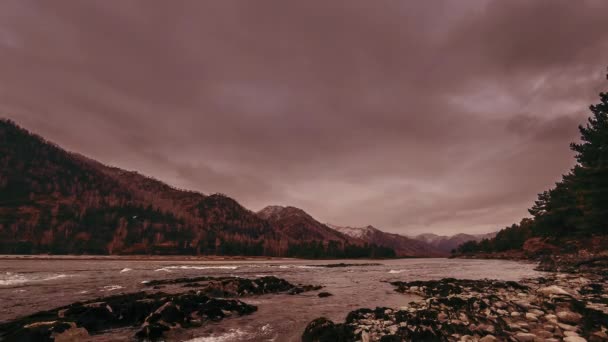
[303,273,608,342]
[1,275,320,341]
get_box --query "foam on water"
[154,265,238,272]
[0,272,70,286]
[388,269,406,274]
[119,268,132,273]
[185,324,275,342]
[0,272,27,286]
[278,265,319,269]
[184,328,249,342]
[100,285,124,292]
[44,274,68,281]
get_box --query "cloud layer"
[2,0,607,235]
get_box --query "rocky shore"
[0,276,322,342]
[143,275,323,296]
[303,273,608,341]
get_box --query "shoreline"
[0,254,440,262]
[304,269,608,341]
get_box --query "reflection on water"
[0,257,543,341]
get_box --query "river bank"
[304,271,608,341]
[303,248,608,341]
[0,258,541,341]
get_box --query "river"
[0,256,545,341]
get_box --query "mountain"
[258,206,352,243]
[329,225,446,257]
[0,119,284,256]
[413,232,497,253]
[0,119,410,258]
[258,206,397,258]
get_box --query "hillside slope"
[413,232,497,254]
[0,119,283,256]
[329,225,446,257]
[258,206,398,258]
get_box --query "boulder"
[557,311,582,325]
[0,291,258,342]
[514,332,537,342]
[52,323,89,342]
[564,337,587,342]
[301,317,352,342]
[537,286,571,296]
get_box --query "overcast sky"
[1,1,607,235]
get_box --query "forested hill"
[0,119,278,255]
[0,119,408,258]
[454,76,608,258]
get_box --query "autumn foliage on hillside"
[0,119,393,257]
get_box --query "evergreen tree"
[529,70,608,237]
[569,85,608,234]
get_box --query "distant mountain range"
[329,225,446,257]
[0,119,490,258]
[411,232,498,253]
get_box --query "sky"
[1,1,607,235]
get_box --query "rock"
[317,292,333,298]
[557,322,577,331]
[458,312,469,322]
[525,312,538,321]
[544,314,558,323]
[564,337,587,342]
[590,331,608,342]
[0,289,259,341]
[302,317,352,342]
[304,276,607,342]
[557,311,582,325]
[513,300,532,310]
[529,309,545,316]
[361,330,370,342]
[482,324,495,334]
[145,275,321,297]
[53,323,89,342]
[508,323,522,331]
[514,332,537,341]
[538,285,571,296]
[536,330,553,338]
[494,301,507,309]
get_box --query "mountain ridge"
[412,232,498,253]
[0,119,441,258]
[329,224,447,257]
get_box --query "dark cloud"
[1,0,607,235]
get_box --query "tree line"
[455,70,608,255]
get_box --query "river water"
[0,256,545,341]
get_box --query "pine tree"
[530,69,608,236]
[569,73,608,234]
